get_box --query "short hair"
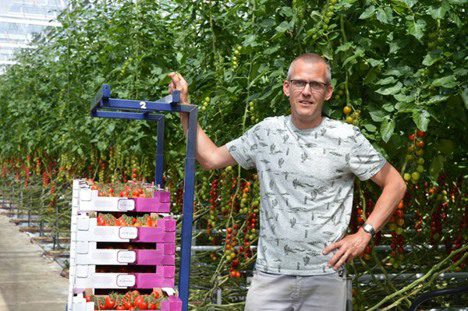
[287,53,331,83]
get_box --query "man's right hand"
[168,72,189,104]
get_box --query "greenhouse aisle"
[0,214,68,311]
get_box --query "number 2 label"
[139,101,147,109]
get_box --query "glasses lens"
[292,80,306,89]
[309,81,323,91]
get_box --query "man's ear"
[283,80,290,97]
[324,84,333,101]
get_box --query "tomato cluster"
[403,130,426,184]
[96,213,160,228]
[88,180,156,198]
[86,289,164,310]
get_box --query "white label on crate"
[76,265,89,278]
[76,242,89,254]
[80,190,92,201]
[116,274,135,287]
[139,101,147,109]
[117,250,136,263]
[117,199,135,211]
[77,218,90,230]
[119,227,138,239]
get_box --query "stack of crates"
[68,179,182,311]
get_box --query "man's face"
[283,60,333,125]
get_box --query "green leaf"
[426,95,449,105]
[427,3,450,20]
[336,42,354,53]
[367,58,384,67]
[448,11,462,27]
[359,6,376,19]
[363,123,377,132]
[376,76,397,85]
[279,6,293,17]
[384,66,412,77]
[106,122,115,135]
[264,46,280,55]
[432,75,458,88]
[382,103,395,112]
[406,18,426,40]
[376,82,403,95]
[412,109,430,131]
[422,51,442,66]
[402,0,417,8]
[369,109,386,122]
[429,155,445,180]
[376,7,393,24]
[395,101,416,112]
[243,34,258,47]
[275,21,292,34]
[394,93,415,102]
[380,117,395,143]
[462,87,468,110]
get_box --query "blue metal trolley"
[90,84,197,311]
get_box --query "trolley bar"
[90,84,197,311]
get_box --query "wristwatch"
[362,223,376,238]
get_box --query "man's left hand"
[322,230,371,270]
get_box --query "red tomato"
[123,300,132,309]
[137,298,148,310]
[116,306,125,310]
[149,302,159,310]
[146,217,153,227]
[105,296,115,309]
[151,290,160,299]
[98,297,106,310]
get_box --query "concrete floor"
[0,214,68,311]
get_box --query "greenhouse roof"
[0,0,67,72]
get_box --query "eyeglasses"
[289,80,329,92]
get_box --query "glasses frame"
[288,79,330,92]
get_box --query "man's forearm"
[179,112,219,169]
[361,180,406,234]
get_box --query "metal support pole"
[155,117,165,188]
[178,107,198,311]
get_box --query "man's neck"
[291,115,323,130]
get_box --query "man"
[168,53,406,310]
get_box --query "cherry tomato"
[105,296,115,309]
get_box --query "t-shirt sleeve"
[225,124,260,170]
[348,127,386,181]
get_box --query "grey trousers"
[244,270,351,311]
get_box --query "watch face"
[364,224,374,236]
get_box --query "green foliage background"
[0,0,466,310]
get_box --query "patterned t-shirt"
[226,115,386,275]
